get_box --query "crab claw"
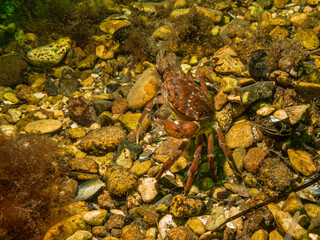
[157,119,200,139]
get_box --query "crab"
[136,51,241,194]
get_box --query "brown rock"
[243,147,267,174]
[67,97,97,127]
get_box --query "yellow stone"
[287,149,317,176]
[294,29,320,50]
[3,92,19,103]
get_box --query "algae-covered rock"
[102,166,138,196]
[170,194,205,218]
[287,149,317,176]
[44,213,89,240]
[79,126,126,155]
[0,54,29,87]
[27,37,71,67]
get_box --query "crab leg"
[207,132,216,180]
[136,95,164,143]
[156,138,190,180]
[185,135,203,195]
[215,125,242,176]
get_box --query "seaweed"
[0,134,69,240]
[11,0,115,47]
[166,6,222,57]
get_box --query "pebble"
[24,119,62,134]
[102,166,138,196]
[243,147,267,174]
[169,156,187,173]
[138,177,159,203]
[118,112,151,132]
[293,29,320,50]
[126,67,160,110]
[240,81,274,105]
[0,124,17,137]
[285,105,309,125]
[167,226,194,240]
[287,149,317,176]
[44,213,88,240]
[251,229,268,240]
[221,76,238,93]
[225,120,255,149]
[158,214,177,239]
[79,126,126,155]
[205,206,226,231]
[186,218,206,235]
[65,230,92,240]
[3,92,19,103]
[83,209,108,226]
[68,127,86,139]
[281,192,304,215]
[170,195,204,218]
[68,158,99,173]
[130,160,151,176]
[116,148,133,169]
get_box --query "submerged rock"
[27,37,71,67]
[79,126,126,155]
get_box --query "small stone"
[116,149,133,169]
[0,125,17,137]
[285,105,309,125]
[293,29,320,50]
[170,194,204,218]
[290,13,308,27]
[221,77,238,93]
[189,56,198,65]
[256,106,275,116]
[92,226,107,237]
[98,190,115,209]
[275,210,309,240]
[121,225,144,240]
[8,109,22,122]
[281,192,304,215]
[214,90,228,111]
[274,0,289,8]
[269,230,283,240]
[206,206,226,231]
[158,214,177,239]
[126,67,160,110]
[77,54,97,69]
[243,147,267,174]
[68,158,99,173]
[288,149,317,176]
[170,156,187,173]
[3,92,19,103]
[273,109,288,120]
[105,214,125,231]
[118,112,151,132]
[240,81,274,105]
[225,121,254,149]
[186,218,206,235]
[44,213,88,240]
[307,0,319,5]
[111,97,128,115]
[251,229,268,240]
[145,227,158,239]
[130,160,152,176]
[167,226,193,240]
[138,177,159,203]
[67,97,97,127]
[68,127,86,139]
[79,126,126,155]
[102,166,138,196]
[305,204,320,219]
[24,119,62,134]
[65,230,92,240]
[83,209,108,226]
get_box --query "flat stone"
[24,119,62,134]
[240,81,274,105]
[285,105,309,125]
[83,209,108,226]
[65,230,92,240]
[116,148,133,169]
[127,67,160,110]
[79,126,126,155]
[130,160,152,176]
[68,158,99,173]
[186,218,206,235]
[205,206,226,231]
[225,121,254,149]
[287,149,317,176]
[170,195,204,218]
[158,214,177,239]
